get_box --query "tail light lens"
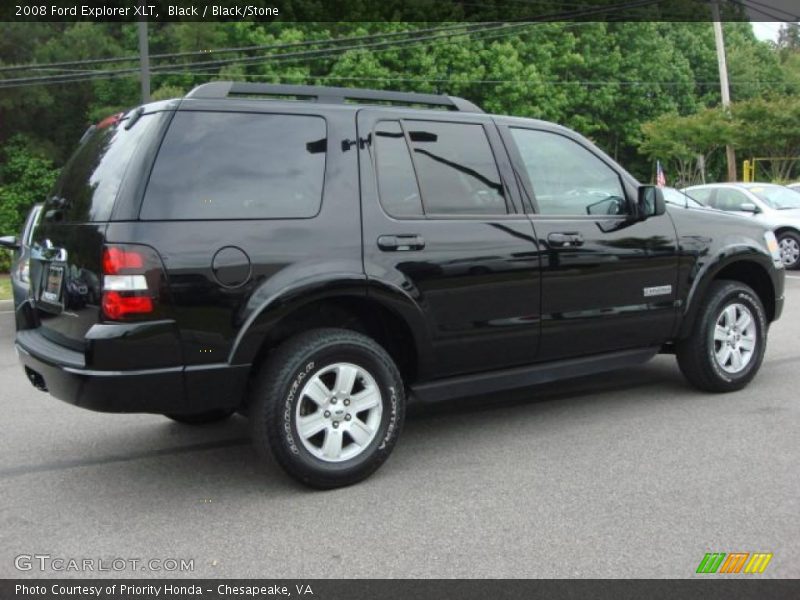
[101,244,166,321]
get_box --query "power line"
[0,21,516,88]
[734,0,799,21]
[0,18,620,89]
[152,73,799,86]
[729,0,799,22]
[0,3,622,76]
[0,0,662,88]
[0,22,507,74]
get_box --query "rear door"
[499,123,679,361]
[357,109,541,379]
[28,111,163,350]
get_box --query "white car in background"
[684,182,800,269]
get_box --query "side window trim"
[370,119,425,219]
[399,120,427,216]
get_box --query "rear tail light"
[101,244,166,321]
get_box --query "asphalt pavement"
[0,278,798,579]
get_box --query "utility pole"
[137,17,150,104]
[710,0,737,181]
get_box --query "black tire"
[166,409,236,425]
[676,280,767,393]
[250,328,405,489]
[777,230,800,270]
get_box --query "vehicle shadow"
[5,356,692,495]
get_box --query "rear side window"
[373,121,423,217]
[43,114,156,223]
[142,112,326,220]
[405,120,507,215]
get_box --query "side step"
[409,347,660,404]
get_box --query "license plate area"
[40,264,65,307]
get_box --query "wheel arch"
[230,282,431,385]
[773,225,800,238]
[679,255,777,339]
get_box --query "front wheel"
[676,280,767,393]
[251,328,405,489]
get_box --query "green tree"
[0,135,59,271]
[640,108,733,186]
[733,96,800,181]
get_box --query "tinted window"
[405,121,507,215]
[711,188,751,212]
[510,128,626,216]
[43,114,156,223]
[142,112,326,220]
[374,121,423,217]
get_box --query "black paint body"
[14,96,785,414]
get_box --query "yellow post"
[742,159,751,182]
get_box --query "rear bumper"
[16,328,249,415]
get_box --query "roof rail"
[185,81,484,113]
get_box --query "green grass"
[0,275,11,301]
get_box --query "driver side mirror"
[637,185,666,220]
[740,202,759,214]
[0,235,20,251]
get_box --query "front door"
[357,109,542,379]
[499,124,679,361]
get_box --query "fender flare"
[678,244,776,339]
[228,275,433,378]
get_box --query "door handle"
[547,232,584,248]
[377,234,425,252]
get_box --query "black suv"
[9,82,785,488]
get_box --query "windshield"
[743,185,800,210]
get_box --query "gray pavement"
[0,278,798,579]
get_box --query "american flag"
[656,160,666,188]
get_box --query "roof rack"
[185,81,484,113]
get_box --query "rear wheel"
[676,280,767,392]
[777,231,800,269]
[250,328,405,489]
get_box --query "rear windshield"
[43,113,156,223]
[140,111,327,220]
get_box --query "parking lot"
[0,278,798,579]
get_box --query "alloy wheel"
[712,303,757,374]
[294,362,383,462]
[779,237,800,267]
